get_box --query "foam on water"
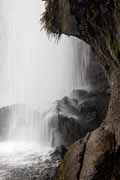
[0,141,52,166]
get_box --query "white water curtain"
[0,0,89,112]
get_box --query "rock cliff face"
[83,60,110,92]
[43,89,109,147]
[42,0,120,72]
[41,0,120,179]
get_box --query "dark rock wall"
[44,89,110,147]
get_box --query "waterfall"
[0,0,90,147]
[7,105,39,142]
[6,105,51,146]
[71,38,90,90]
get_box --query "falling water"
[7,105,40,142]
[0,0,90,176]
[0,0,90,110]
[7,105,52,146]
[6,39,90,146]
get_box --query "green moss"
[107,33,120,60]
[92,159,97,166]
[111,40,120,59]
[56,143,79,180]
[87,4,97,20]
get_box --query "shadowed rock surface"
[43,89,110,147]
[41,0,120,179]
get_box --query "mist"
[0,0,89,112]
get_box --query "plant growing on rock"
[41,0,120,179]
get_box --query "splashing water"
[0,0,90,176]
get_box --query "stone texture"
[41,0,120,179]
[43,89,110,147]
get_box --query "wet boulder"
[43,89,110,147]
[50,145,68,160]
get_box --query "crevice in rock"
[76,133,91,180]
